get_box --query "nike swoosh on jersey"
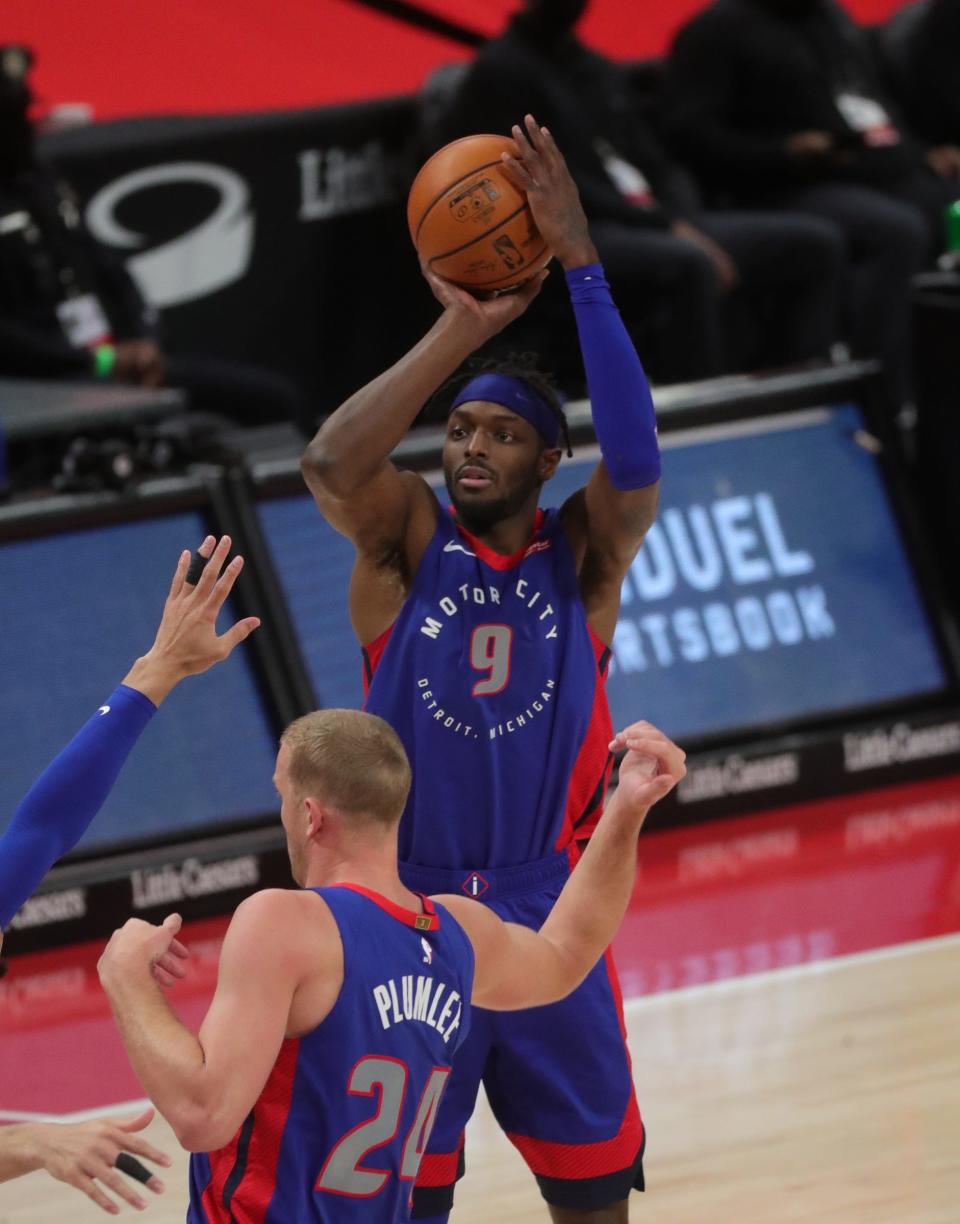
[97,705,111,715]
[443,541,477,558]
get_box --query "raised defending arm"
[439,721,685,1010]
[0,536,258,947]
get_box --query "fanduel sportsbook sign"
[547,406,946,741]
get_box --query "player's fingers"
[167,937,190,960]
[644,774,679,800]
[523,113,546,154]
[622,725,685,761]
[113,1108,155,1134]
[206,553,245,617]
[153,948,187,975]
[94,1163,149,1211]
[538,124,563,163]
[109,1129,171,1169]
[184,535,217,587]
[116,1151,166,1195]
[623,735,685,774]
[194,534,231,600]
[499,154,535,193]
[625,731,686,766]
[167,550,191,602]
[622,730,670,750]
[612,726,659,752]
[511,121,538,163]
[184,553,208,586]
[616,718,657,735]
[217,616,261,658]
[152,953,187,982]
[151,965,177,988]
[69,1169,122,1216]
[114,1150,165,1195]
[623,731,683,758]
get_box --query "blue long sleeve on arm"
[566,262,661,490]
[0,684,157,929]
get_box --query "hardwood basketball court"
[3,775,959,1221]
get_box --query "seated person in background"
[662,0,960,410]
[881,0,960,156]
[0,46,304,431]
[437,0,843,385]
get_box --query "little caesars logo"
[9,888,86,930]
[131,855,259,910]
[843,721,960,773]
[298,143,393,220]
[417,575,559,743]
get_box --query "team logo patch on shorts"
[461,872,490,899]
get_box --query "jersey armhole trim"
[362,621,397,692]
[587,623,613,676]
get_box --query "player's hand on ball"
[609,721,686,809]
[500,115,597,270]
[422,258,548,339]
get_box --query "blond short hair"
[280,709,411,828]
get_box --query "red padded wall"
[3,0,910,121]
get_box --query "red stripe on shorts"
[505,1094,643,1180]
[415,1130,465,1187]
[505,948,643,1180]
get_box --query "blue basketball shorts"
[399,849,645,1216]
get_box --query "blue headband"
[449,373,562,449]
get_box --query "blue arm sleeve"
[0,684,157,929]
[566,262,661,490]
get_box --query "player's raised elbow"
[169,1102,238,1155]
[300,436,346,497]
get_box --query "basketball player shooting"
[0,531,683,1222]
[300,116,661,1222]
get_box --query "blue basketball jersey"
[187,885,473,1223]
[363,507,615,871]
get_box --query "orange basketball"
[407,134,552,292]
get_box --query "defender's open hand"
[122,535,261,704]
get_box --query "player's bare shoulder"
[348,469,439,642]
[228,888,338,967]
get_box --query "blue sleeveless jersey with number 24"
[363,507,614,870]
[187,885,474,1223]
